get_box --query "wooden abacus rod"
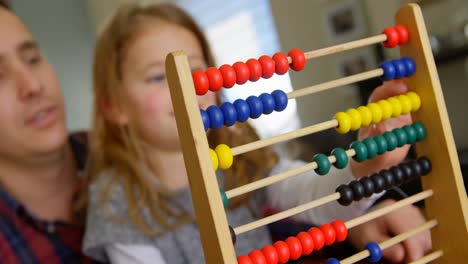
[409,251,444,264]
[231,119,338,156]
[234,189,433,235]
[225,149,353,199]
[301,34,387,61]
[287,68,383,100]
[340,219,438,264]
[346,189,433,229]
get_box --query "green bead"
[412,122,427,141]
[350,141,368,162]
[313,153,331,175]
[393,128,408,147]
[373,135,388,154]
[383,131,398,151]
[220,188,228,208]
[331,148,348,169]
[403,125,417,144]
[363,138,378,159]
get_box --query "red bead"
[285,237,302,260]
[288,48,306,71]
[308,227,325,251]
[206,67,223,92]
[320,223,336,246]
[261,245,278,264]
[246,58,262,82]
[238,255,254,264]
[296,231,314,256]
[382,27,399,48]
[219,64,237,88]
[192,70,209,95]
[249,249,267,264]
[233,61,250,85]
[331,219,348,242]
[394,25,409,45]
[273,241,290,264]
[258,55,275,79]
[272,52,289,75]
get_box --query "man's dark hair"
[0,0,11,10]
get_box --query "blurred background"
[11,0,468,171]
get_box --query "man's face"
[0,8,67,160]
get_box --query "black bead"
[409,160,423,178]
[370,173,386,193]
[336,184,354,206]
[380,169,395,190]
[349,180,365,201]
[359,176,375,197]
[229,225,236,244]
[400,163,413,183]
[418,157,432,175]
[389,166,404,185]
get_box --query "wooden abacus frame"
[166,4,468,263]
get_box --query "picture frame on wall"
[323,0,366,44]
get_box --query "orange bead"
[285,237,302,260]
[233,61,250,85]
[261,245,278,264]
[297,231,314,256]
[394,25,409,45]
[273,241,290,264]
[259,55,275,79]
[192,69,209,95]
[249,249,267,264]
[246,58,262,82]
[382,27,399,48]
[272,52,289,75]
[219,64,236,88]
[331,219,348,242]
[237,255,253,264]
[320,223,336,246]
[288,48,306,71]
[206,67,223,92]
[308,227,325,251]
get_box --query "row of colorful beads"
[200,89,288,131]
[237,220,348,264]
[335,92,421,134]
[336,157,431,205]
[379,57,415,81]
[192,49,306,95]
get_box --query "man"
[0,2,97,263]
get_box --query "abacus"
[166,4,467,264]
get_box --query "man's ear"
[101,99,129,125]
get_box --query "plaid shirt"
[0,133,102,264]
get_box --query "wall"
[12,0,95,132]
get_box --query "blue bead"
[392,59,406,79]
[379,61,396,81]
[326,258,340,264]
[246,95,263,119]
[365,242,382,262]
[234,99,250,122]
[401,57,416,76]
[271,89,288,111]
[220,102,237,126]
[200,109,210,131]
[259,93,275,114]
[206,105,224,129]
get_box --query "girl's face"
[119,20,216,151]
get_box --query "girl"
[83,3,429,263]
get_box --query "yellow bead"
[377,99,393,120]
[335,112,351,134]
[368,102,382,124]
[215,144,233,170]
[346,108,362,131]
[210,148,218,170]
[357,106,372,127]
[387,97,402,117]
[398,94,412,114]
[407,92,421,111]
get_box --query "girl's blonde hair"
[90,2,278,235]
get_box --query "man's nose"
[15,65,42,100]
